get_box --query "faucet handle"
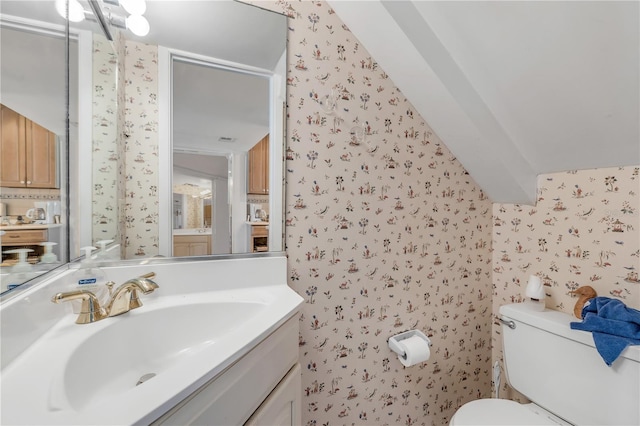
[52,290,108,324]
[107,272,158,317]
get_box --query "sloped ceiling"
[329,1,639,204]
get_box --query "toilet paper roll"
[397,335,430,367]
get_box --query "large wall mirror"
[161,51,285,256]
[0,0,287,296]
[0,1,80,293]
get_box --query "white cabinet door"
[245,363,301,426]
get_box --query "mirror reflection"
[172,152,231,255]
[0,7,74,292]
[169,59,273,256]
[0,0,287,296]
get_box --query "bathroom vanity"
[249,222,269,253]
[0,223,63,264]
[153,316,300,425]
[0,254,302,425]
[172,229,212,257]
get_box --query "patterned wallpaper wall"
[261,2,494,425]
[122,40,159,258]
[119,2,494,423]
[491,165,639,398]
[173,184,205,229]
[114,2,639,424]
[91,34,119,245]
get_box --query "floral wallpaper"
[173,183,205,229]
[91,34,119,245]
[122,40,159,258]
[112,1,639,424]
[492,165,639,399]
[253,2,494,425]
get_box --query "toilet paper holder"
[388,329,431,360]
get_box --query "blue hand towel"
[570,297,640,366]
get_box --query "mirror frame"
[157,49,285,256]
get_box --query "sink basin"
[1,271,302,426]
[62,301,265,410]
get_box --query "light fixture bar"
[87,0,113,41]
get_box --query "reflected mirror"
[168,58,276,256]
[172,152,231,255]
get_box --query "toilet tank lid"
[499,303,640,363]
[451,399,562,425]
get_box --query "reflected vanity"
[0,0,287,297]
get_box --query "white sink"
[0,256,302,425]
[62,300,266,411]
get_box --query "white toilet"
[450,303,640,425]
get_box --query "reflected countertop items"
[173,228,212,236]
[0,224,63,231]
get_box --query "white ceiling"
[125,1,285,154]
[4,1,638,204]
[1,0,284,155]
[329,0,640,204]
[172,59,270,154]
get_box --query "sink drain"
[136,373,156,386]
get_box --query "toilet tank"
[500,303,640,426]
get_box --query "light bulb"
[55,0,86,22]
[126,14,150,36]
[119,0,146,16]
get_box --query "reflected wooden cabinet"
[173,234,211,257]
[1,229,48,264]
[0,104,57,189]
[251,224,268,253]
[248,134,269,195]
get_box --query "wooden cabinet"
[1,228,48,264]
[150,316,299,426]
[248,134,269,195]
[245,364,301,426]
[173,234,211,257]
[251,224,268,252]
[1,229,48,245]
[0,105,57,188]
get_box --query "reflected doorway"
[172,152,231,255]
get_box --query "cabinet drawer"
[251,225,268,237]
[1,229,47,245]
[173,234,209,244]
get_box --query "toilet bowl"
[449,303,639,426]
[450,399,568,425]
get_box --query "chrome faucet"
[51,290,109,324]
[106,272,159,317]
[51,272,158,323]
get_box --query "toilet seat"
[450,399,569,425]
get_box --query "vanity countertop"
[0,255,303,426]
[246,221,269,226]
[0,224,62,231]
[172,228,212,235]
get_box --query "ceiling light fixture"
[55,0,150,37]
[118,0,146,16]
[55,0,86,23]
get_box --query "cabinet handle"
[9,235,20,238]
[26,181,31,185]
